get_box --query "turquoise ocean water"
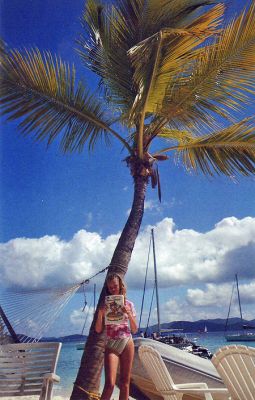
[54,333,255,398]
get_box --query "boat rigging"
[137,228,212,358]
[129,230,223,400]
[225,274,255,342]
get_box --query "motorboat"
[129,337,228,400]
[153,335,212,359]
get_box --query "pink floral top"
[105,299,136,339]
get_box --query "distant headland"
[38,317,255,342]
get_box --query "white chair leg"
[46,380,54,400]
[39,377,49,400]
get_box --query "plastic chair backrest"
[212,345,255,400]
[139,345,182,400]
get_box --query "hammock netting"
[0,283,82,344]
[0,266,107,345]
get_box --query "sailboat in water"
[225,274,255,342]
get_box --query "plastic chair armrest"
[166,387,229,393]
[174,382,209,389]
[43,372,61,383]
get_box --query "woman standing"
[95,273,137,400]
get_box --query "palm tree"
[1,0,255,398]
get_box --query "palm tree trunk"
[70,174,148,400]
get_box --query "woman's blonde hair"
[105,273,127,297]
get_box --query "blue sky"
[0,0,255,337]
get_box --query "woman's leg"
[118,339,135,400]
[101,349,119,400]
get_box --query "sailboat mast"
[235,274,244,328]
[151,229,161,335]
[93,284,96,315]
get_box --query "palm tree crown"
[1,0,255,186]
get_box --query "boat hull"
[129,338,228,400]
[225,334,255,342]
[76,343,85,350]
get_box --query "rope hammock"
[0,266,108,344]
[0,283,81,343]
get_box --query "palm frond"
[0,38,7,59]
[77,0,137,115]
[127,4,224,156]
[112,0,218,43]
[0,47,131,153]
[129,5,223,116]
[157,118,255,177]
[158,128,195,145]
[159,2,255,130]
[77,0,221,126]
[150,163,162,202]
[143,0,221,35]
[111,0,145,44]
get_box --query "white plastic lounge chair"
[212,345,255,400]
[138,344,230,400]
[0,341,62,400]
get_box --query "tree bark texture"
[70,174,148,400]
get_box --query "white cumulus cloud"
[1,216,255,326]
[126,216,255,290]
[0,230,118,288]
[0,216,254,293]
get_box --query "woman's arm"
[123,303,138,334]
[127,311,138,334]
[95,308,104,333]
